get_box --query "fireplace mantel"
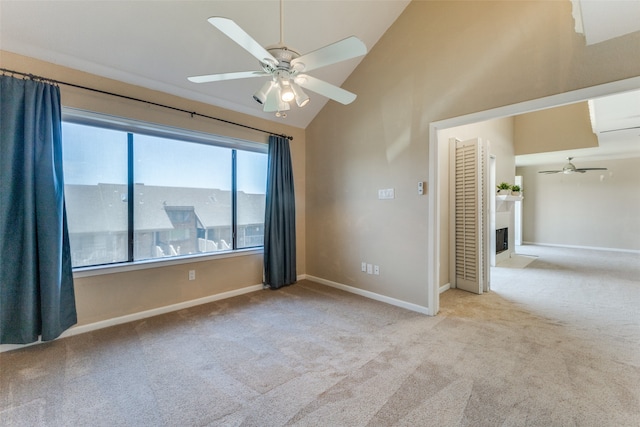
[496,195,523,202]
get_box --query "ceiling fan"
[188,0,367,117]
[538,157,608,174]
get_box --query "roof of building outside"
[65,183,265,234]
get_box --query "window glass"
[61,115,268,268]
[236,150,268,248]
[133,134,233,260]
[62,123,128,267]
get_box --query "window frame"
[62,108,267,277]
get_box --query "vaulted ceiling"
[2,0,639,145]
[0,0,410,129]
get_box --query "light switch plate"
[378,188,395,200]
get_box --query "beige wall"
[514,102,598,155]
[1,51,306,327]
[517,157,640,251]
[305,0,640,309]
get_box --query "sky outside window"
[63,123,267,194]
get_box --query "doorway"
[426,76,640,316]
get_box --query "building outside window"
[61,116,267,268]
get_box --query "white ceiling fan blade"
[576,167,608,171]
[188,71,268,83]
[296,75,357,105]
[538,170,561,174]
[291,36,367,72]
[208,17,278,65]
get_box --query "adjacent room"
[2,1,639,425]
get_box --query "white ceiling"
[0,0,410,129]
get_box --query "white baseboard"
[439,283,451,293]
[522,241,640,254]
[1,283,263,353]
[302,275,431,315]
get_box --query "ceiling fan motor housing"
[264,46,301,72]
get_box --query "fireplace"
[496,227,508,254]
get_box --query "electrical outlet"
[374,265,380,275]
[361,262,367,272]
[367,263,373,274]
[188,270,196,281]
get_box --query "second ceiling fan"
[188,1,367,117]
[538,157,608,174]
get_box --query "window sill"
[72,248,263,278]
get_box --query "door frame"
[489,154,497,267]
[426,76,640,316]
[514,175,523,246]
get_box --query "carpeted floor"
[496,253,538,269]
[1,245,639,426]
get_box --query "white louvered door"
[453,138,488,294]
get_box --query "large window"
[62,113,268,268]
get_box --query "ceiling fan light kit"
[252,81,273,105]
[187,1,367,118]
[290,83,309,107]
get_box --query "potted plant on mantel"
[510,185,521,196]
[497,182,511,195]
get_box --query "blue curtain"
[0,75,77,344]
[263,135,296,289]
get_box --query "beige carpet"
[496,253,538,269]
[1,245,639,426]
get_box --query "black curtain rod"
[1,67,293,141]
